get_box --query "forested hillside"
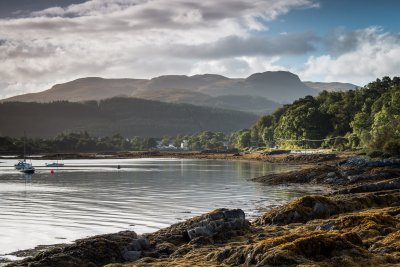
[0,98,257,138]
[231,77,400,155]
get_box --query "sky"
[0,0,399,98]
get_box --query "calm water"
[0,158,316,256]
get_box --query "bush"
[383,140,400,156]
[367,150,384,158]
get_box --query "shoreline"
[1,150,343,164]
[6,153,400,266]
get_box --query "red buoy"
[50,169,55,175]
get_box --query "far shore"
[0,150,347,165]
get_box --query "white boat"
[15,132,35,174]
[45,162,64,167]
[46,155,64,167]
[19,162,35,174]
[15,160,29,170]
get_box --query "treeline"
[0,132,156,154]
[0,131,230,154]
[231,76,400,156]
[161,131,229,150]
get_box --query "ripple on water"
[0,158,317,255]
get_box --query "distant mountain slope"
[3,78,148,103]
[132,89,280,114]
[0,98,257,138]
[197,95,280,114]
[2,71,316,106]
[304,81,358,92]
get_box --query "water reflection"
[0,158,317,255]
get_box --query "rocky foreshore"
[7,156,400,266]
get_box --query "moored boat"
[15,132,36,174]
[45,162,64,167]
[20,163,35,174]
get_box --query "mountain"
[2,78,148,103]
[2,71,317,108]
[132,89,280,114]
[0,98,257,138]
[304,82,358,92]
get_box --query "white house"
[180,140,189,150]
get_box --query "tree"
[274,97,332,148]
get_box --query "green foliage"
[0,132,161,153]
[0,97,257,138]
[231,76,400,152]
[186,131,228,150]
[274,96,332,148]
[383,140,400,156]
[367,150,384,158]
[230,129,251,149]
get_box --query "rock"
[306,171,318,178]
[258,195,339,225]
[336,178,400,194]
[155,242,177,255]
[253,232,364,266]
[9,231,138,267]
[339,157,400,168]
[214,248,231,262]
[258,189,400,226]
[186,209,247,240]
[347,172,392,183]
[188,236,214,246]
[122,250,141,261]
[137,237,150,250]
[312,201,333,217]
[316,221,336,231]
[327,172,336,178]
[125,236,150,251]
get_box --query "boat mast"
[23,131,26,161]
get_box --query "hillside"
[0,98,258,138]
[2,71,317,106]
[304,81,358,92]
[233,76,399,155]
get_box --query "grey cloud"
[327,27,400,56]
[166,33,316,59]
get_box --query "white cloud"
[299,27,400,85]
[0,0,318,98]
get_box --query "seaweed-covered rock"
[257,195,339,225]
[252,232,366,266]
[9,231,139,267]
[336,178,400,194]
[338,157,400,168]
[257,190,400,226]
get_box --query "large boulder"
[147,208,249,255]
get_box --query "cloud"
[299,27,400,84]
[0,0,318,98]
[189,56,286,77]
[164,33,317,59]
[326,27,400,56]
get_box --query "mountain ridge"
[1,71,358,114]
